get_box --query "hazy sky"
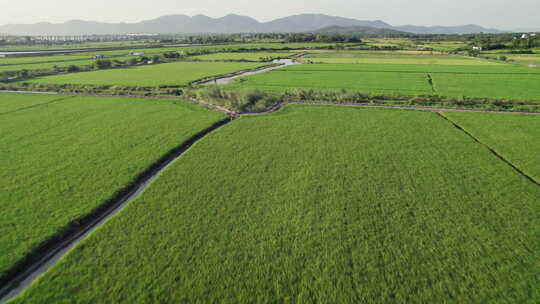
[0,0,538,29]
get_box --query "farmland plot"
[0,93,65,114]
[301,52,500,65]
[0,59,96,73]
[190,52,292,62]
[0,94,226,278]
[230,63,540,101]
[443,111,540,181]
[11,105,539,303]
[25,61,267,87]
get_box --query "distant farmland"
[191,52,293,62]
[25,61,268,87]
[10,105,539,303]
[230,62,540,101]
[300,52,501,65]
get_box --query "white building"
[472,46,482,51]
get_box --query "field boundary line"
[237,101,540,116]
[0,96,72,116]
[283,101,540,115]
[0,117,234,303]
[0,90,235,116]
[436,112,540,187]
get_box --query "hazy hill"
[0,14,505,35]
[394,24,503,35]
[312,25,412,37]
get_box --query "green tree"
[95,59,112,69]
[67,65,80,72]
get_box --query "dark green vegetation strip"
[0,94,226,280]
[442,111,540,182]
[11,105,539,303]
[230,63,540,101]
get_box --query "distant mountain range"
[0,14,510,36]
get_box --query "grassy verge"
[184,87,540,113]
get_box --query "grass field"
[0,55,98,66]
[190,52,292,61]
[10,105,539,303]
[0,93,63,114]
[0,59,96,72]
[485,53,540,65]
[301,53,500,65]
[0,43,335,73]
[0,94,226,278]
[443,111,540,181]
[229,63,540,101]
[363,39,467,51]
[25,61,267,87]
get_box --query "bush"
[95,59,112,69]
[67,65,80,73]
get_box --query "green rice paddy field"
[10,105,539,303]
[230,63,540,101]
[0,42,333,72]
[0,55,98,66]
[0,59,97,73]
[443,111,540,181]
[0,93,225,278]
[190,52,292,61]
[25,61,267,87]
[301,53,499,65]
[0,93,63,114]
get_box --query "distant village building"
[129,52,145,56]
[94,55,106,59]
[472,46,482,51]
[521,34,529,39]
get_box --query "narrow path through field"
[0,117,233,303]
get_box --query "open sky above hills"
[0,0,539,30]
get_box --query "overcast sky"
[0,0,538,29]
